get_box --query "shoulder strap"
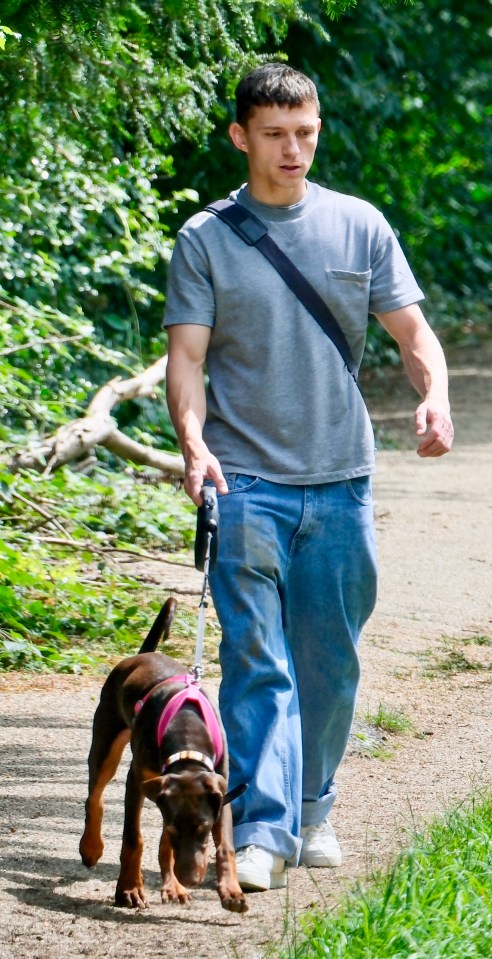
[206,198,358,382]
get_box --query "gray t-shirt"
[164,182,424,484]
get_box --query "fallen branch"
[9,354,185,480]
[11,490,75,541]
[36,535,195,567]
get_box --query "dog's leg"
[213,804,249,913]
[115,760,148,908]
[80,705,130,868]
[159,829,192,904]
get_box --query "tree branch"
[9,354,185,480]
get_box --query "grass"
[425,635,492,677]
[460,635,492,647]
[350,703,415,759]
[363,702,415,735]
[276,793,492,958]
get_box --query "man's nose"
[282,134,301,156]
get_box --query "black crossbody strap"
[206,198,358,382]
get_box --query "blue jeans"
[209,475,377,864]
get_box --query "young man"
[164,63,454,891]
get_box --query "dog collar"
[161,750,215,774]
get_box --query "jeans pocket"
[347,475,372,506]
[222,472,261,494]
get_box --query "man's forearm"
[166,325,228,501]
[377,303,449,404]
[398,323,450,408]
[377,304,454,456]
[166,359,207,462]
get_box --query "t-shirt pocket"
[323,269,372,360]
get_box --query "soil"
[1,341,491,959]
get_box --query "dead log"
[9,354,185,480]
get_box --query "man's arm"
[376,303,454,457]
[166,324,228,504]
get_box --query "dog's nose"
[176,867,202,887]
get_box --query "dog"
[79,597,248,913]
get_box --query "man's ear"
[229,121,248,154]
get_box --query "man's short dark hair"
[235,63,320,125]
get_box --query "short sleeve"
[163,226,216,328]
[369,215,424,315]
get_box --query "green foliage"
[0,24,21,48]
[0,465,196,672]
[277,794,492,957]
[0,0,309,412]
[0,295,136,444]
[0,116,187,343]
[285,0,492,307]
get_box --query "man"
[164,63,453,892]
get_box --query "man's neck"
[246,179,308,208]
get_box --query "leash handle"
[195,485,219,572]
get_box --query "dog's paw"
[115,885,148,909]
[161,880,192,905]
[219,889,249,913]
[79,833,104,868]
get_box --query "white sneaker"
[235,845,287,891]
[300,819,342,867]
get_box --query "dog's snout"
[175,862,207,887]
[174,846,209,888]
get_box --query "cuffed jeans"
[209,474,377,864]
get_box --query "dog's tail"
[138,597,178,654]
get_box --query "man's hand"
[185,449,229,505]
[415,401,454,457]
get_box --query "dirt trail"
[0,343,491,959]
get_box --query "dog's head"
[143,769,227,886]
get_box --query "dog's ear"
[143,774,184,816]
[202,773,227,819]
[205,773,227,797]
[142,775,167,803]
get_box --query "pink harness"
[134,674,223,767]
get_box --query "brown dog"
[79,597,248,913]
